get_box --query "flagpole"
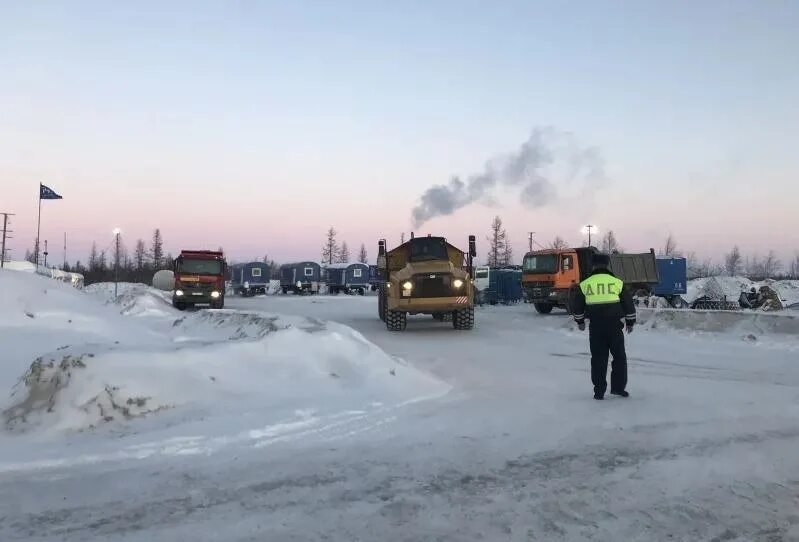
[35,184,42,267]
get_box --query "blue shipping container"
[482,268,523,304]
[653,258,687,296]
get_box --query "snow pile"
[84,282,173,317]
[637,308,799,338]
[3,325,447,434]
[2,270,448,435]
[685,276,755,304]
[764,279,799,308]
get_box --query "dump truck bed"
[575,248,659,288]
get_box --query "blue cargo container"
[653,257,687,297]
[231,262,271,296]
[280,262,322,294]
[482,268,523,305]
[325,262,370,295]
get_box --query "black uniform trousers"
[589,321,627,394]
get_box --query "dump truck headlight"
[211,291,221,299]
[175,290,184,297]
[402,281,413,290]
[453,279,464,288]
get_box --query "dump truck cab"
[377,234,477,331]
[522,247,659,314]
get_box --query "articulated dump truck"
[376,234,477,331]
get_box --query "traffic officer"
[571,253,636,400]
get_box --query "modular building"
[325,262,370,295]
[231,262,271,296]
[280,262,322,294]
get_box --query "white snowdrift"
[637,308,799,338]
[84,281,174,317]
[686,276,799,308]
[1,271,449,436]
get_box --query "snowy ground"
[2,274,799,541]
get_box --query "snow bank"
[685,276,755,304]
[637,308,799,338]
[3,324,447,434]
[84,281,174,317]
[2,271,448,436]
[686,276,799,309]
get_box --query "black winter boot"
[610,390,629,398]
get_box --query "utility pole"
[43,240,49,268]
[63,232,67,270]
[528,232,535,252]
[585,224,595,247]
[1,213,14,268]
[113,228,121,297]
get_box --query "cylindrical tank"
[152,269,175,291]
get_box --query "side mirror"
[378,239,386,256]
[468,235,477,258]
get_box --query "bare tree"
[487,216,508,267]
[321,227,340,265]
[600,230,622,253]
[790,253,799,279]
[549,236,569,250]
[661,233,680,256]
[724,246,743,276]
[149,228,164,269]
[134,239,147,272]
[358,243,368,264]
[763,250,783,278]
[338,241,350,263]
[501,234,513,266]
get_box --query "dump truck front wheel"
[386,309,407,331]
[453,306,474,330]
[534,302,554,314]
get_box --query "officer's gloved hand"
[578,321,586,331]
[626,321,635,334]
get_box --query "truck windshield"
[176,259,222,275]
[523,254,558,273]
[409,238,449,262]
[475,270,489,279]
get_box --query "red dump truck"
[172,250,227,310]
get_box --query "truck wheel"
[386,309,407,331]
[432,313,443,321]
[173,301,186,311]
[378,285,387,322]
[442,312,453,322]
[534,302,554,314]
[453,306,474,330]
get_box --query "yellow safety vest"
[580,274,623,305]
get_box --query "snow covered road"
[2,284,799,541]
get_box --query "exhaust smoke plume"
[411,127,606,227]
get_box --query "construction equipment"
[376,234,477,331]
[522,247,659,314]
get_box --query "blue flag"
[40,183,63,200]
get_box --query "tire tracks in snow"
[5,425,799,541]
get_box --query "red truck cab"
[173,250,227,309]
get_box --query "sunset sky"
[2,1,797,265]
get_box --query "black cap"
[593,253,611,268]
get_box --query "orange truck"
[522,247,659,314]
